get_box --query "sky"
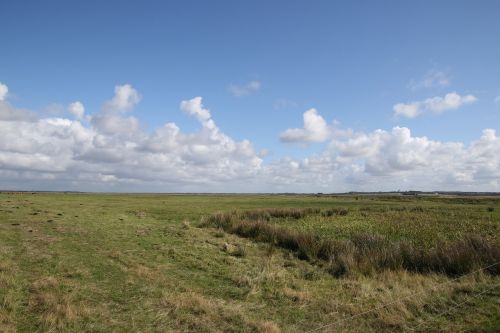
[0,0,499,192]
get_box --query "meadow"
[0,192,499,332]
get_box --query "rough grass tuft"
[321,207,349,217]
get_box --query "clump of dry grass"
[181,219,191,229]
[257,320,281,333]
[158,291,281,332]
[27,276,83,329]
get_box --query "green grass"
[1,193,499,332]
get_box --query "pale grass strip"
[406,283,500,332]
[303,261,500,333]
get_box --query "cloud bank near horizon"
[0,82,499,192]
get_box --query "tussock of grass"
[201,212,500,277]
[27,276,84,330]
[321,207,349,216]
[158,291,282,332]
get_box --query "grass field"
[1,192,499,332]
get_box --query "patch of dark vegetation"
[208,207,321,223]
[257,207,320,219]
[321,208,349,217]
[201,211,500,277]
[359,205,426,213]
[410,206,425,212]
[359,206,389,213]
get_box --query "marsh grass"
[321,207,349,216]
[1,193,499,332]
[201,210,500,277]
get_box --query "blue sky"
[1,1,499,192]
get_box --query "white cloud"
[408,70,450,90]
[228,80,261,97]
[494,95,500,103]
[0,84,263,191]
[0,82,8,101]
[0,82,499,192]
[280,108,331,143]
[180,96,211,123]
[91,84,143,136]
[266,126,500,192]
[0,101,36,122]
[424,92,477,113]
[91,113,141,136]
[394,92,477,118]
[393,102,420,118]
[68,101,85,119]
[103,84,141,112]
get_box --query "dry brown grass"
[129,264,158,279]
[257,320,282,333]
[157,291,280,332]
[27,276,83,330]
[0,260,19,333]
[280,287,310,304]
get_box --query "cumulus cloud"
[266,126,500,192]
[0,84,263,191]
[0,82,8,101]
[393,102,420,118]
[180,96,211,122]
[228,80,261,97]
[408,70,451,90]
[280,108,331,143]
[394,92,477,118]
[332,126,500,189]
[0,82,35,121]
[424,92,477,113]
[91,113,141,136]
[68,101,85,119]
[92,84,142,136]
[103,84,141,112]
[0,82,499,192]
[0,101,36,122]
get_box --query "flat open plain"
[1,193,499,332]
